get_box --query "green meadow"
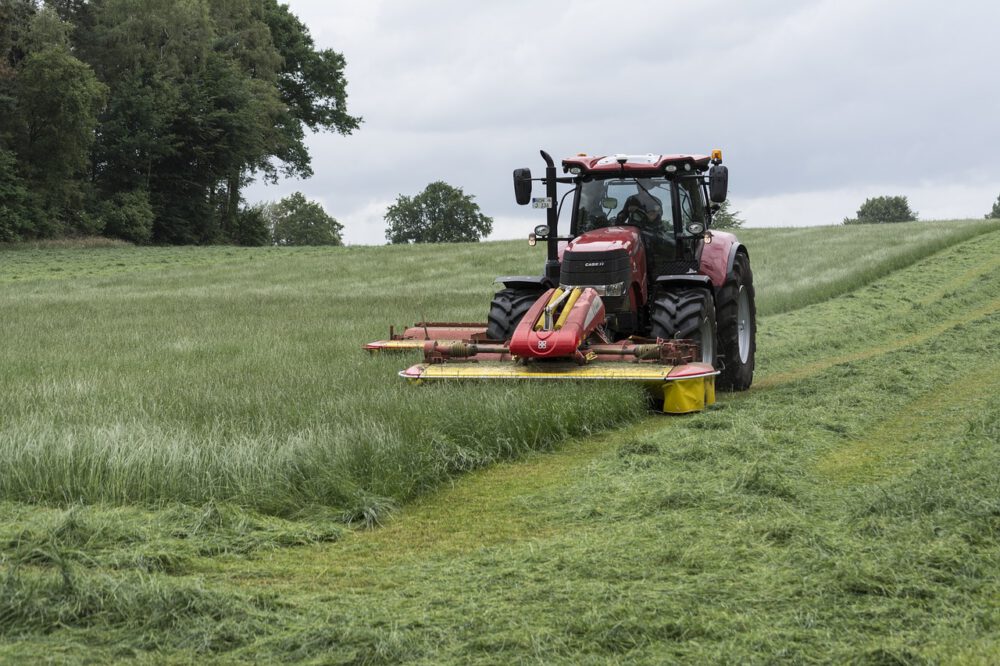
[0,218,998,662]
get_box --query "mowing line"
[814,355,1000,485]
[755,297,1000,390]
[914,251,1000,306]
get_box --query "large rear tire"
[716,252,756,390]
[486,288,542,341]
[649,288,716,365]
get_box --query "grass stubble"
[0,219,997,662]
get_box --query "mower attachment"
[400,359,717,414]
[364,289,717,413]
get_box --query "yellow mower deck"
[401,362,718,414]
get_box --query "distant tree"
[711,200,745,230]
[385,181,493,244]
[985,194,1000,220]
[843,196,917,225]
[268,192,343,246]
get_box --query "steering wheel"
[616,206,650,226]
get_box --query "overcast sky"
[246,0,1000,244]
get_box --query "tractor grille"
[560,249,630,286]
[658,260,701,276]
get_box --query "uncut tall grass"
[0,219,995,517]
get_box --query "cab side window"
[681,180,705,225]
[679,187,694,225]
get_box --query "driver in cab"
[616,190,677,280]
[616,191,664,231]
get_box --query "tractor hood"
[560,226,641,261]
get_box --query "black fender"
[654,274,713,294]
[726,243,749,280]
[494,275,554,291]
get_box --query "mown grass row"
[215,226,997,663]
[0,220,995,522]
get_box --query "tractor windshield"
[575,177,674,235]
[574,177,706,238]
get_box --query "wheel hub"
[737,285,751,363]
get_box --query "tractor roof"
[562,153,711,176]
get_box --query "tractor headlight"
[601,281,627,297]
[686,222,704,235]
[534,224,550,237]
[563,282,626,297]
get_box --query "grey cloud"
[247,0,1000,243]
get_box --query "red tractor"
[367,149,756,412]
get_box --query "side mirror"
[513,168,532,205]
[709,165,728,203]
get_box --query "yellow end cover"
[661,376,715,414]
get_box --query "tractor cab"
[571,173,710,302]
[520,152,728,337]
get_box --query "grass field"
[1,219,998,662]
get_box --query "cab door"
[646,180,706,279]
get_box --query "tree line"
[0,0,359,245]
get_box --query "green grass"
[0,220,998,662]
[200,225,996,664]
[0,243,646,520]
[0,219,994,522]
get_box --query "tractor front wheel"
[716,252,756,390]
[650,288,717,365]
[486,288,542,341]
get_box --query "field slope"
[0,220,998,662]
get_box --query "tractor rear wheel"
[716,252,756,390]
[486,288,542,341]
[650,288,716,365]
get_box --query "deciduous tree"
[47,0,359,244]
[843,196,917,225]
[385,182,494,244]
[8,8,106,236]
[985,194,1000,220]
[268,192,343,246]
